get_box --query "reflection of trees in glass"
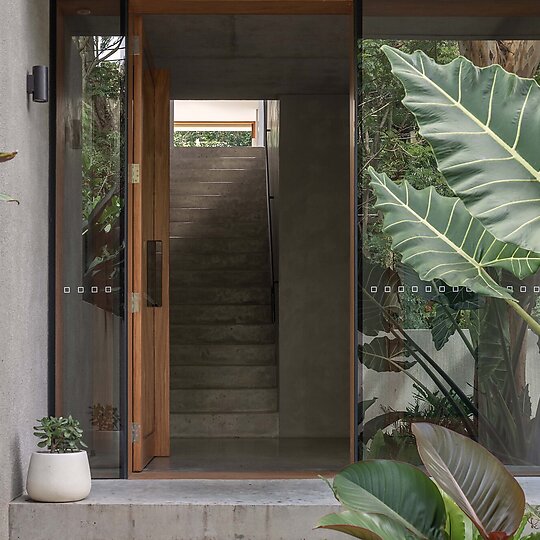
[76,36,124,225]
[75,36,125,314]
[360,40,540,465]
[174,130,252,147]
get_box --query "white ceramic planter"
[26,451,91,502]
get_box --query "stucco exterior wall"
[0,1,49,539]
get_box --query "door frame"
[126,0,357,478]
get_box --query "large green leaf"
[0,151,17,163]
[316,509,416,540]
[442,491,482,540]
[360,336,415,372]
[412,423,525,540]
[368,169,540,300]
[333,460,447,540]
[381,45,540,254]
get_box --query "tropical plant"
[316,423,538,540]
[33,415,87,453]
[0,151,19,203]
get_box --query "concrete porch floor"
[10,478,540,540]
[9,479,343,540]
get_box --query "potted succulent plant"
[26,415,91,502]
[89,403,120,468]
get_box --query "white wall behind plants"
[0,1,49,539]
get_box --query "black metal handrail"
[263,101,278,323]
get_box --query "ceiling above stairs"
[143,14,350,99]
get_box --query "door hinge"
[130,163,140,184]
[131,292,141,313]
[131,36,141,56]
[131,422,141,443]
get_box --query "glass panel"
[359,32,540,470]
[58,9,126,478]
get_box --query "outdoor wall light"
[27,66,48,103]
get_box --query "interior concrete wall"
[278,94,350,438]
[0,1,49,539]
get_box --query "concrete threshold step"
[10,479,342,540]
[171,365,277,389]
[170,324,275,345]
[170,344,275,365]
[169,251,269,271]
[170,388,277,413]
[171,286,271,305]
[170,269,270,287]
[170,304,272,324]
[171,412,279,438]
[170,237,268,254]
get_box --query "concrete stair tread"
[171,344,275,365]
[171,365,276,389]
[170,304,272,324]
[170,324,275,345]
[171,412,279,438]
[171,388,277,413]
[170,270,270,287]
[170,237,268,253]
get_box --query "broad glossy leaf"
[0,192,18,204]
[360,336,415,372]
[334,460,447,540]
[432,305,458,350]
[412,423,525,540]
[361,256,401,336]
[316,509,416,539]
[369,169,540,300]
[0,151,17,163]
[442,491,482,540]
[382,46,540,253]
[361,411,407,443]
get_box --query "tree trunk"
[458,40,540,77]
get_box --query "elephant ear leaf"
[412,423,525,540]
[316,510,415,540]
[381,45,540,254]
[332,460,447,540]
[368,169,540,300]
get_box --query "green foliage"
[317,424,527,540]
[33,415,87,453]
[174,130,252,147]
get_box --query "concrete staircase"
[169,147,278,439]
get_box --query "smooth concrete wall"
[0,1,49,539]
[278,95,350,438]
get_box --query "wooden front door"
[129,15,171,472]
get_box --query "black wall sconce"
[27,66,48,103]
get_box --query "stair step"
[171,365,277,389]
[170,237,267,254]
[170,324,275,345]
[171,168,266,184]
[170,156,265,169]
[170,194,267,210]
[170,180,265,197]
[170,207,267,222]
[171,286,270,305]
[171,344,275,365]
[172,147,265,158]
[171,388,278,413]
[171,412,279,437]
[171,305,272,324]
[170,221,266,238]
[170,270,270,287]
[170,251,269,271]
